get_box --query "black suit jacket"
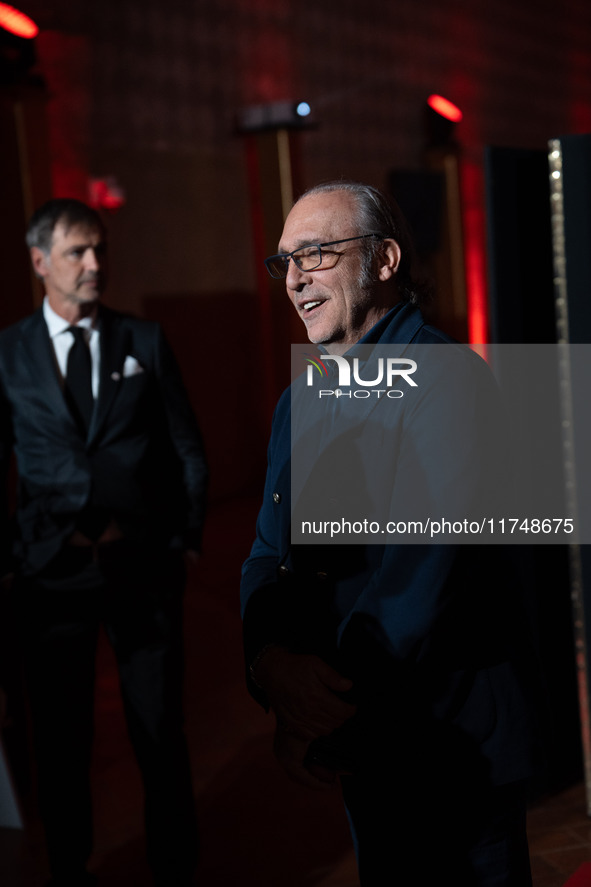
[0,305,208,576]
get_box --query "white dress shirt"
[43,297,101,399]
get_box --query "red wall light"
[0,2,38,39]
[427,94,463,123]
[88,177,126,212]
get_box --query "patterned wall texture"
[17,0,591,313]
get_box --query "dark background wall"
[1,0,590,804]
[3,0,591,502]
[13,0,591,314]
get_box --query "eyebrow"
[276,238,330,254]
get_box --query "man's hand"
[254,646,357,741]
[273,726,337,790]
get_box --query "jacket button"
[278,564,289,576]
[273,492,281,504]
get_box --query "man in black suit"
[0,199,208,887]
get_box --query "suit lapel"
[18,308,77,429]
[87,307,129,444]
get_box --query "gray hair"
[26,198,105,255]
[296,180,425,304]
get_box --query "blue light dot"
[296,102,311,117]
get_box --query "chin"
[78,291,101,303]
[304,323,329,345]
[307,329,341,348]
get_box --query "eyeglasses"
[264,233,383,279]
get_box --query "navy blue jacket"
[241,303,538,784]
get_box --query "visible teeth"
[303,301,322,311]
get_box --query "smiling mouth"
[300,299,325,315]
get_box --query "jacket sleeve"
[0,374,14,578]
[240,391,292,704]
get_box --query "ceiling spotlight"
[237,100,315,133]
[424,94,463,148]
[0,2,39,39]
[427,94,463,123]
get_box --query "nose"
[83,247,100,273]
[285,258,310,293]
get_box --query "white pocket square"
[121,355,145,377]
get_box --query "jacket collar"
[87,306,130,444]
[17,308,73,428]
[356,302,425,347]
[317,303,425,379]
[18,306,131,446]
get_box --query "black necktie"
[65,326,94,434]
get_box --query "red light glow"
[0,2,38,38]
[427,94,463,123]
[88,178,125,212]
[460,164,489,347]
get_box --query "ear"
[377,238,401,282]
[30,246,49,279]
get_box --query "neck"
[323,303,398,355]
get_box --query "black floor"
[1,497,590,886]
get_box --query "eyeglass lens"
[266,245,323,278]
[265,234,379,279]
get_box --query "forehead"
[279,191,359,251]
[51,220,104,250]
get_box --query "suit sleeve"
[0,373,14,577]
[154,324,209,551]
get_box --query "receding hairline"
[292,185,366,226]
[290,181,401,245]
[52,217,106,240]
[279,189,362,251]
[25,198,106,253]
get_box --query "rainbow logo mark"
[304,353,329,378]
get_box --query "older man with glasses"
[241,181,538,886]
